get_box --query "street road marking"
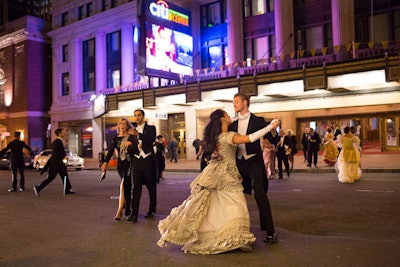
[356,190,394,193]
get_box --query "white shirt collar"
[238,112,251,120]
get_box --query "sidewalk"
[85,153,400,173]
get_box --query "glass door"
[384,116,399,151]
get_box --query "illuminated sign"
[149,0,189,26]
[146,24,193,76]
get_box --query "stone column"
[70,38,82,100]
[95,32,106,93]
[274,0,294,67]
[227,0,244,65]
[331,0,355,60]
[331,0,355,46]
[121,24,134,87]
[51,45,60,104]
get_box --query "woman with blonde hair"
[101,118,138,220]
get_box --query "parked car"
[33,149,84,171]
[0,151,33,169]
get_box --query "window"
[83,39,95,59]
[62,44,68,62]
[78,6,84,20]
[244,0,273,17]
[101,0,109,11]
[62,73,70,96]
[202,38,227,68]
[252,0,266,15]
[394,10,400,40]
[86,2,93,17]
[208,45,223,68]
[245,34,275,62]
[111,0,118,8]
[305,26,323,50]
[369,13,389,42]
[296,29,303,51]
[83,39,95,92]
[61,12,68,26]
[293,0,332,52]
[106,31,121,88]
[208,2,221,26]
[107,31,120,52]
[83,71,95,92]
[200,0,227,28]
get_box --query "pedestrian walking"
[33,128,75,196]
[0,131,32,192]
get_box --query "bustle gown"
[157,132,256,254]
[322,133,339,166]
[336,135,361,183]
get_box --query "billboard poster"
[144,0,193,77]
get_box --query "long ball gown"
[157,132,256,254]
[336,135,361,183]
[322,133,339,166]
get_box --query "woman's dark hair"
[202,109,224,154]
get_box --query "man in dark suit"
[307,128,321,167]
[0,131,32,192]
[33,128,74,196]
[128,109,157,223]
[301,127,310,162]
[276,129,291,179]
[228,92,278,243]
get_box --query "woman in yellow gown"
[336,126,361,183]
[322,128,339,166]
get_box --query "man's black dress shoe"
[65,190,75,195]
[8,188,16,192]
[127,215,138,223]
[125,209,131,216]
[144,211,155,218]
[263,232,278,243]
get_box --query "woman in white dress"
[157,109,280,254]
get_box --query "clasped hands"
[270,117,282,128]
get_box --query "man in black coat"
[228,92,278,243]
[128,109,157,223]
[33,128,74,196]
[307,128,321,167]
[276,129,291,179]
[0,131,32,192]
[301,128,310,162]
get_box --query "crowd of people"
[1,93,365,255]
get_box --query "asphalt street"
[0,168,399,267]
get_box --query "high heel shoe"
[114,211,122,220]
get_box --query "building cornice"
[0,29,28,49]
